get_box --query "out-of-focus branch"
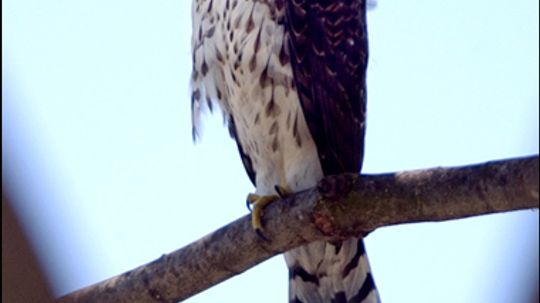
[57,155,539,303]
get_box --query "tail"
[285,238,380,303]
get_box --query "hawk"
[191,0,379,302]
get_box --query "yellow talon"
[247,193,279,232]
[246,185,292,237]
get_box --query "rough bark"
[57,155,539,303]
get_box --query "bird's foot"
[246,185,291,240]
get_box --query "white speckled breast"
[191,0,323,195]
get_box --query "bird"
[190,0,379,302]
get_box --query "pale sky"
[3,0,539,302]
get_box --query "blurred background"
[2,0,538,302]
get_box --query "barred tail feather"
[285,238,380,303]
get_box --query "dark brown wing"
[228,115,257,185]
[284,0,369,175]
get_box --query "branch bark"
[57,155,539,303]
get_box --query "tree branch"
[57,155,539,303]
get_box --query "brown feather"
[284,0,368,176]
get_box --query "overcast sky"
[3,0,539,302]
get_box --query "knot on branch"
[315,173,362,239]
[317,173,358,201]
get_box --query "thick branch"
[57,155,539,303]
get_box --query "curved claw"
[255,228,269,241]
[274,185,291,199]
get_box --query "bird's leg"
[246,185,291,239]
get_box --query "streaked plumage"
[191,0,379,302]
